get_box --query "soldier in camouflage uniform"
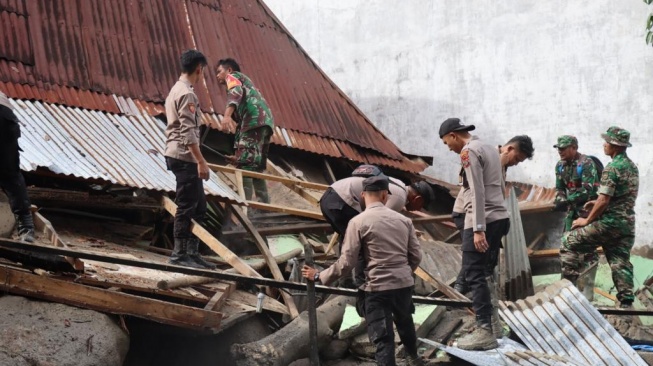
[553,135,601,231]
[553,135,601,281]
[560,126,638,308]
[216,58,274,204]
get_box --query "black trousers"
[319,188,359,239]
[1,108,31,217]
[166,157,206,239]
[319,188,365,285]
[364,286,417,366]
[461,218,510,317]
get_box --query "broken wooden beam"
[0,237,473,307]
[33,211,84,270]
[0,265,223,331]
[27,187,161,212]
[205,282,237,311]
[221,222,333,237]
[161,196,260,277]
[415,266,468,301]
[245,201,324,221]
[231,204,300,318]
[209,163,328,191]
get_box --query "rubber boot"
[169,238,205,269]
[16,214,35,243]
[486,275,504,338]
[187,237,217,270]
[456,315,498,351]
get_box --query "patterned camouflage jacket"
[554,154,600,210]
[597,152,639,229]
[225,72,274,133]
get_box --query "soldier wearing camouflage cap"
[216,58,274,205]
[561,126,639,308]
[552,134,602,296]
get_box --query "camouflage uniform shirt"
[554,154,600,228]
[597,152,638,230]
[225,72,274,133]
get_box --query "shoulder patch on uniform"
[460,149,470,169]
[226,74,242,90]
[188,102,196,114]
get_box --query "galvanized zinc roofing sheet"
[499,280,647,366]
[502,187,535,301]
[0,0,425,173]
[11,97,242,202]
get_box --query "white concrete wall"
[265,0,653,248]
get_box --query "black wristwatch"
[313,272,320,282]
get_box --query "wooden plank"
[204,282,236,311]
[526,233,546,254]
[530,247,604,259]
[266,160,321,206]
[416,305,446,339]
[234,170,247,215]
[324,233,339,256]
[182,286,209,300]
[323,158,336,184]
[71,276,205,303]
[595,287,617,301]
[0,265,222,330]
[246,201,324,221]
[230,204,300,318]
[161,196,261,278]
[415,266,468,301]
[157,275,218,290]
[209,163,328,191]
[229,290,289,315]
[33,211,84,270]
[222,222,333,237]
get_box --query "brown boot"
[457,316,498,351]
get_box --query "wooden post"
[235,170,247,215]
[300,233,320,366]
[230,204,300,318]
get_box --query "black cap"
[362,175,392,194]
[411,181,434,207]
[438,118,475,138]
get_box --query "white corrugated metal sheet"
[499,280,647,366]
[420,337,582,366]
[11,98,242,202]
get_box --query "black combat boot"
[169,238,204,268]
[16,214,35,243]
[186,237,217,270]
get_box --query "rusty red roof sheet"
[0,0,426,173]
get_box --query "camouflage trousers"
[561,219,635,302]
[235,126,272,203]
[563,208,599,264]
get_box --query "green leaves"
[648,32,653,46]
[645,0,653,6]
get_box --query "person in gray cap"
[439,118,509,350]
[303,175,424,366]
[561,126,638,309]
[0,91,35,243]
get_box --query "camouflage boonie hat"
[553,135,578,149]
[601,126,632,147]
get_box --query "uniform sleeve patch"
[226,74,242,90]
[188,102,196,114]
[460,150,470,169]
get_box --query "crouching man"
[303,175,423,366]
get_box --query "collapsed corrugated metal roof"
[420,337,583,366]
[502,187,534,300]
[499,280,647,366]
[11,97,242,202]
[0,0,427,173]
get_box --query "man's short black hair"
[506,135,534,159]
[410,181,434,208]
[217,58,241,72]
[180,49,207,74]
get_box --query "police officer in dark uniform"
[0,91,35,242]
